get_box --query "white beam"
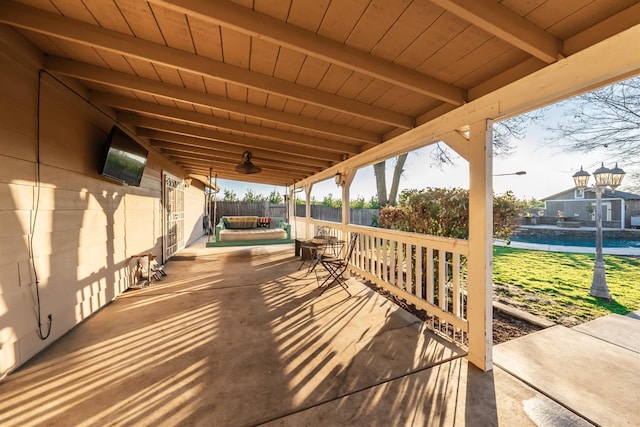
[305,184,313,239]
[294,22,640,189]
[466,119,493,371]
[340,169,356,230]
[440,130,470,161]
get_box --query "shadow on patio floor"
[0,239,608,426]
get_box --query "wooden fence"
[294,205,378,226]
[210,201,378,227]
[211,201,286,226]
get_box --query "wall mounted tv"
[100,126,148,186]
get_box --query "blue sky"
[216,103,620,202]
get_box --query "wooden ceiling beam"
[137,128,343,163]
[149,139,330,169]
[295,21,640,189]
[431,0,562,63]
[563,2,640,56]
[180,165,296,186]
[146,0,467,105]
[154,143,322,173]
[85,79,378,144]
[161,149,318,175]
[96,94,366,152]
[467,57,546,102]
[118,113,359,155]
[1,1,413,128]
[172,157,306,181]
[183,170,304,184]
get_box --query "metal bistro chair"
[299,226,332,274]
[317,232,358,296]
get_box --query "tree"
[222,189,237,202]
[545,76,640,189]
[428,112,544,166]
[267,190,283,204]
[520,197,544,217]
[350,196,366,209]
[374,112,543,207]
[242,189,264,202]
[373,153,408,207]
[321,193,341,208]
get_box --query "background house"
[543,188,640,229]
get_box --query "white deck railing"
[292,217,469,348]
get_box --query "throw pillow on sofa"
[223,216,258,229]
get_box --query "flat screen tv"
[100,126,148,186]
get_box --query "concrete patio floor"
[0,238,636,426]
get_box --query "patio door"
[590,202,611,221]
[164,172,185,260]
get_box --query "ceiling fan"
[235,150,262,174]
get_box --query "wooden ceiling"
[2,0,640,186]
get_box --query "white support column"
[287,186,294,224]
[467,119,493,371]
[342,185,350,228]
[339,170,355,234]
[304,183,313,239]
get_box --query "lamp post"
[572,163,625,300]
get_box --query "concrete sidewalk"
[495,313,640,426]
[0,239,631,426]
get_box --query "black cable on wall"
[30,69,125,340]
[32,69,52,340]
[29,69,158,340]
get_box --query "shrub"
[379,187,523,240]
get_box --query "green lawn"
[492,246,640,326]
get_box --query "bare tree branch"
[546,76,640,165]
[375,103,547,201]
[426,111,545,168]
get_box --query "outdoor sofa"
[210,215,292,246]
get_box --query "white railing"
[292,217,469,348]
[291,217,344,241]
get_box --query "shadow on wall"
[0,178,33,377]
[0,173,164,377]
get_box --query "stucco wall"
[0,26,205,376]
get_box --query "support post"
[467,119,493,371]
[590,186,611,299]
[304,183,312,239]
[340,169,355,233]
[286,186,293,224]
